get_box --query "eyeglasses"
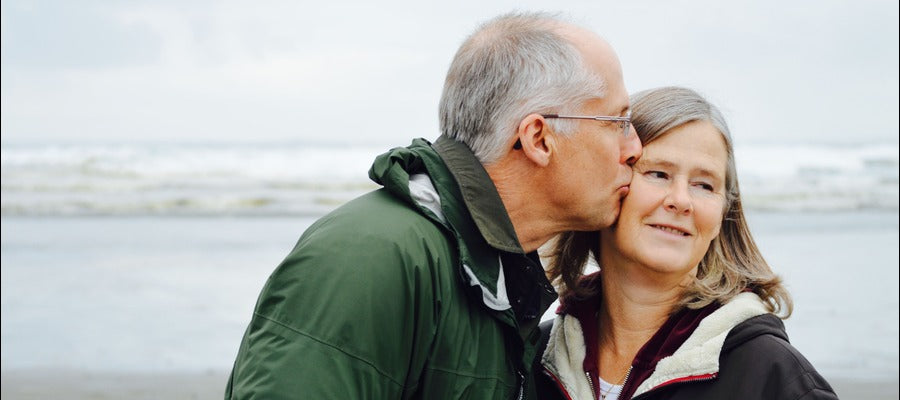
[541,109,632,137]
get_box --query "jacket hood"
[368,138,432,211]
[632,292,769,396]
[368,136,525,312]
[721,310,788,352]
[368,136,559,381]
[369,136,522,252]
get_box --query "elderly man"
[226,11,641,399]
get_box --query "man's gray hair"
[439,12,606,164]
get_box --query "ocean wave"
[3,143,898,216]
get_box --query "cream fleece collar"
[541,292,769,399]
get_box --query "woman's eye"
[647,171,668,180]
[694,182,715,192]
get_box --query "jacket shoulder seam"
[790,373,835,400]
[253,312,405,388]
[425,365,516,383]
[766,335,834,398]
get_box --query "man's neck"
[485,161,558,253]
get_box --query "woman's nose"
[664,181,693,214]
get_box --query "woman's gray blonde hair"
[546,86,793,318]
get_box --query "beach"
[2,370,895,400]
[2,1,897,396]
[1,211,897,399]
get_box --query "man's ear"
[515,114,554,167]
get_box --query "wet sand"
[1,370,228,400]
[1,369,897,399]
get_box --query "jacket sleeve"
[225,215,446,399]
[763,335,839,400]
[724,330,840,400]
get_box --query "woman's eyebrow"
[638,158,723,179]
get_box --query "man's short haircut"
[439,12,606,164]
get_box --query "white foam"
[2,143,898,215]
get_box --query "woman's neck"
[595,264,685,382]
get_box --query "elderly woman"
[535,87,837,400]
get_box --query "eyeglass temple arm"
[541,114,629,121]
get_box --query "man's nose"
[621,126,642,166]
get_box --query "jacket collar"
[432,135,523,254]
[370,137,558,381]
[368,137,541,315]
[631,292,768,397]
[542,280,772,399]
[428,136,557,328]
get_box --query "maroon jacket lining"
[557,272,720,399]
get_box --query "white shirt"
[598,376,623,400]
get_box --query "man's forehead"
[584,96,630,114]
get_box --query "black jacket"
[535,293,838,400]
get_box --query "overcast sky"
[2,0,898,146]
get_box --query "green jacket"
[226,135,558,399]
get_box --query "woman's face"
[603,120,728,278]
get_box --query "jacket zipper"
[550,367,714,400]
[585,372,597,399]
[517,370,525,400]
[543,367,575,400]
[589,366,632,400]
[631,373,717,399]
[619,366,633,398]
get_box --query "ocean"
[1,142,898,384]
[2,142,898,216]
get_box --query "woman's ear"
[515,114,553,167]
